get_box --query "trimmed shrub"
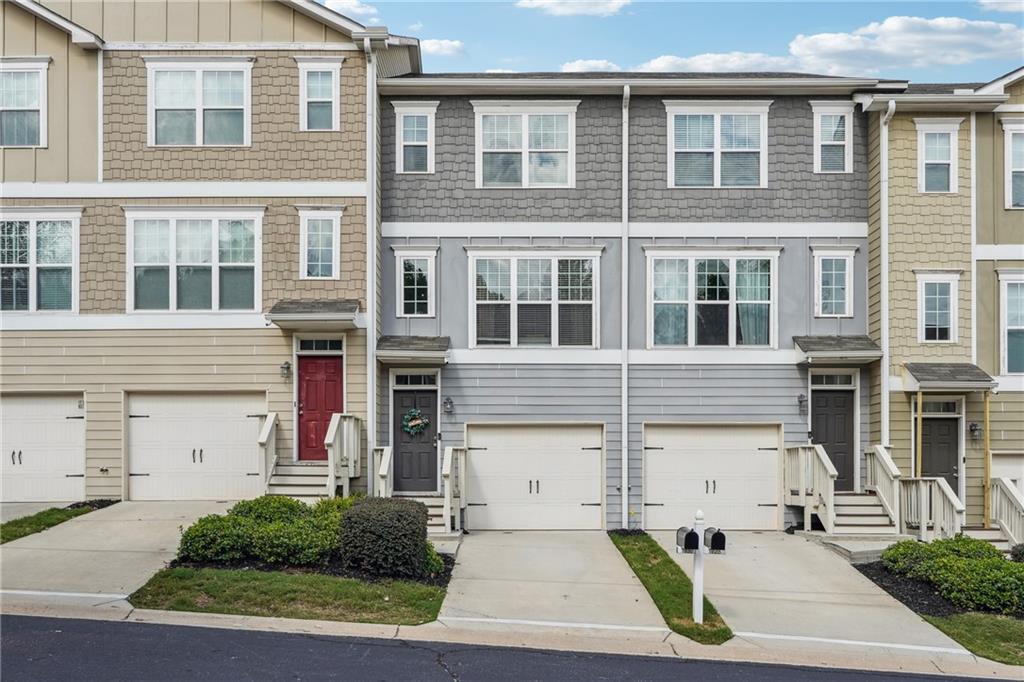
[229,496,309,523]
[249,513,340,566]
[312,495,361,520]
[881,540,933,575]
[423,543,444,577]
[340,497,429,578]
[1011,544,1024,564]
[882,536,1003,577]
[924,555,1024,616]
[178,514,254,563]
[927,536,1005,561]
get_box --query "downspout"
[620,85,630,529]
[364,37,378,496]
[880,100,895,446]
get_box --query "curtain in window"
[35,220,72,310]
[736,259,770,345]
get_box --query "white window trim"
[393,101,438,174]
[1001,117,1024,210]
[124,207,263,313]
[394,247,437,318]
[812,246,855,318]
[0,57,49,149]
[299,209,342,281]
[145,57,254,148]
[916,271,960,344]
[915,118,962,194]
[810,101,854,174]
[471,100,579,189]
[295,56,343,132]
[0,208,80,313]
[999,269,1024,375]
[467,248,599,349]
[644,248,780,350]
[664,100,772,189]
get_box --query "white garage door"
[128,393,265,501]
[1,395,85,502]
[643,423,780,530]
[464,423,604,530]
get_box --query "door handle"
[199,448,203,463]
[192,448,196,463]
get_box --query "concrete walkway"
[439,531,667,636]
[0,502,74,523]
[651,531,965,656]
[0,501,229,598]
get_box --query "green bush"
[229,496,310,523]
[423,543,444,577]
[340,497,429,579]
[882,536,1003,577]
[249,514,340,566]
[881,540,933,575]
[178,514,254,563]
[1010,544,1024,563]
[312,495,361,520]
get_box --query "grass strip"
[923,612,1024,666]
[609,531,732,645]
[1,506,94,544]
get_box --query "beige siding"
[977,112,1024,244]
[1,327,369,499]
[1008,79,1024,105]
[102,50,366,181]
[977,259,1024,377]
[0,1,98,182]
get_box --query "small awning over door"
[902,363,996,392]
[794,335,882,366]
[266,299,362,331]
[377,336,450,365]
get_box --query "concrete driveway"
[0,501,229,599]
[438,531,667,636]
[651,531,966,655]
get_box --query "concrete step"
[835,513,893,526]
[273,464,328,476]
[831,524,899,535]
[267,484,328,497]
[269,475,329,486]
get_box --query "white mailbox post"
[675,509,725,626]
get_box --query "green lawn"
[609,531,733,645]
[130,567,446,626]
[924,612,1024,666]
[0,506,94,544]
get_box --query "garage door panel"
[1,395,85,502]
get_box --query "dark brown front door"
[297,356,343,461]
[393,390,438,493]
[812,390,856,491]
[922,417,959,493]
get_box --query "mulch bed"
[170,552,456,589]
[856,561,965,617]
[66,499,119,511]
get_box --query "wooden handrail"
[375,446,394,498]
[257,412,279,490]
[865,445,901,528]
[990,477,1023,546]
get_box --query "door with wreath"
[393,389,438,493]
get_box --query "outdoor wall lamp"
[442,396,454,414]
[969,422,982,440]
[797,393,808,414]
[279,361,292,379]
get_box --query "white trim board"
[0,313,270,331]
[381,221,868,239]
[103,42,360,51]
[976,244,1024,260]
[2,182,368,198]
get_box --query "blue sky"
[323,0,1024,82]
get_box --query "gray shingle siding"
[628,96,868,222]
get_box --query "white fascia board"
[10,0,103,48]
[0,206,83,219]
[392,101,439,113]
[1,181,367,198]
[641,244,783,255]
[383,222,621,238]
[381,78,882,96]
[0,313,270,331]
[859,95,1005,112]
[977,245,1024,260]
[381,221,868,239]
[976,67,1024,95]
[449,348,621,365]
[280,0,366,35]
[471,100,580,113]
[631,222,867,238]
[664,99,772,114]
[629,349,799,364]
[106,42,358,51]
[463,244,605,255]
[995,375,1024,392]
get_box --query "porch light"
[969,422,982,440]
[442,396,454,414]
[797,393,808,414]
[279,361,292,379]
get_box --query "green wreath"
[401,408,431,437]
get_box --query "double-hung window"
[296,57,342,132]
[0,211,78,312]
[811,101,853,173]
[0,59,48,148]
[393,101,438,174]
[813,247,855,318]
[473,101,578,188]
[915,118,961,193]
[1002,118,1024,209]
[127,210,261,312]
[471,253,596,347]
[917,272,959,343]
[299,210,341,280]
[666,101,771,188]
[1001,273,1024,374]
[395,248,436,318]
[647,250,777,348]
[147,58,252,147]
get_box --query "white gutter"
[364,37,378,496]
[880,99,896,446]
[970,112,977,364]
[97,49,103,182]
[620,84,630,530]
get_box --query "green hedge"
[340,498,430,579]
[882,537,1024,616]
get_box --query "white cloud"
[561,58,622,72]
[977,0,1024,12]
[515,0,630,17]
[324,0,378,18]
[634,15,1024,76]
[420,39,465,57]
[408,21,424,32]
[486,69,519,73]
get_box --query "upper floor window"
[0,58,48,148]
[394,248,437,318]
[299,210,341,280]
[146,58,253,147]
[1002,273,1024,374]
[811,101,853,174]
[296,57,342,132]
[472,100,578,189]
[393,101,438,174]
[915,118,961,194]
[0,211,78,312]
[471,252,596,347]
[647,250,777,348]
[665,101,771,189]
[813,247,855,318]
[1002,118,1024,209]
[916,271,959,343]
[127,210,261,312]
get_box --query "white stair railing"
[865,445,901,528]
[257,412,279,492]
[783,444,838,534]
[899,478,964,541]
[991,477,1024,546]
[374,446,394,497]
[324,413,363,499]
[441,446,465,534]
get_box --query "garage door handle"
[467,503,487,507]
[192,448,196,463]
[17,450,21,465]
[580,503,601,507]
[705,480,709,494]
[643,503,665,507]
[65,474,85,478]
[128,473,150,477]
[529,480,532,494]
[713,480,716,494]
[199,448,203,463]
[9,451,14,465]
[536,479,539,494]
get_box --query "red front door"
[298,356,343,461]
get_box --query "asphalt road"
[2,615,974,681]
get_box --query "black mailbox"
[677,526,700,553]
[708,528,726,554]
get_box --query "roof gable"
[9,0,102,48]
[975,66,1024,95]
